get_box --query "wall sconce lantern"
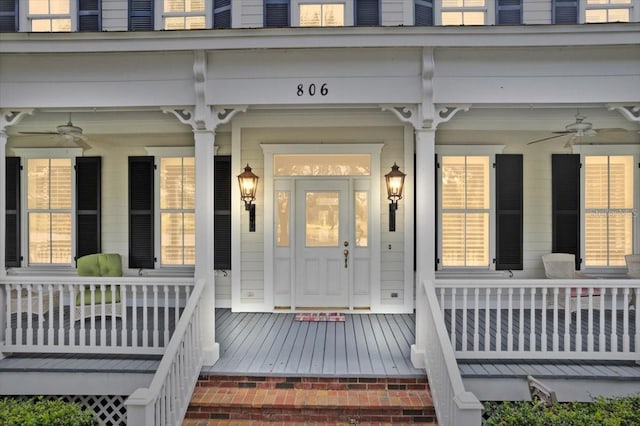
[238,164,259,232]
[385,162,406,232]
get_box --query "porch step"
[183,375,437,424]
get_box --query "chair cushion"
[77,254,101,276]
[98,253,123,277]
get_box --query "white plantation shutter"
[441,156,490,267]
[584,155,634,267]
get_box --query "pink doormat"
[294,313,345,322]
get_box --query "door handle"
[343,249,349,268]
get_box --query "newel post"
[125,388,155,426]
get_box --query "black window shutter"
[5,157,20,267]
[76,157,101,259]
[553,0,577,24]
[415,0,433,26]
[496,0,521,24]
[355,0,379,26]
[213,0,231,28]
[552,154,580,270]
[129,156,155,269]
[495,154,523,270]
[79,0,101,31]
[264,0,289,27]
[129,0,153,30]
[0,0,18,32]
[214,156,232,270]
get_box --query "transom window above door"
[273,154,370,176]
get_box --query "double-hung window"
[440,0,488,25]
[18,0,100,31]
[159,156,195,266]
[584,0,631,22]
[583,152,636,267]
[161,0,205,29]
[293,0,353,26]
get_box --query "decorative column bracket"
[1,109,34,134]
[161,106,248,132]
[380,104,471,130]
[606,104,640,123]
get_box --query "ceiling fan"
[18,114,90,148]
[527,111,628,148]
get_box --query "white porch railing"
[417,279,483,426]
[1,276,194,355]
[126,277,205,426]
[435,279,640,360]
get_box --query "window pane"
[51,213,72,264]
[50,0,69,13]
[585,212,607,267]
[465,0,485,5]
[442,11,463,25]
[585,9,608,21]
[609,212,632,266]
[29,213,51,263]
[300,4,322,26]
[609,156,633,209]
[185,16,206,28]
[323,4,344,26]
[165,0,185,12]
[442,213,465,266]
[274,154,371,176]
[463,11,485,24]
[186,0,204,11]
[466,213,489,266]
[276,191,290,247]
[442,0,463,6]
[165,17,186,29]
[183,157,195,209]
[355,191,368,247]
[608,8,629,21]
[466,156,489,209]
[184,213,195,265]
[28,159,50,209]
[29,0,49,14]
[442,156,465,209]
[585,156,608,209]
[306,192,339,247]
[161,213,183,264]
[161,157,183,209]
[50,158,71,209]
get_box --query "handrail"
[420,279,482,426]
[125,277,206,426]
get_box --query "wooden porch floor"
[202,309,425,377]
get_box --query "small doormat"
[294,312,345,322]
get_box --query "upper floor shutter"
[495,154,523,270]
[214,156,232,270]
[129,156,155,269]
[213,0,231,28]
[553,0,578,23]
[76,157,101,259]
[0,0,17,32]
[265,0,289,27]
[129,0,154,30]
[496,0,521,24]
[415,0,433,26]
[552,154,580,269]
[355,0,379,25]
[79,0,101,31]
[5,157,21,268]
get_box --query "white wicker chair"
[542,253,597,311]
[625,254,640,308]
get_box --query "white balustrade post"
[194,129,219,365]
[126,388,155,426]
[411,128,436,368]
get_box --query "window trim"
[145,146,195,270]
[574,144,639,273]
[154,0,212,29]
[434,0,495,25]
[13,148,82,271]
[291,0,354,26]
[435,145,504,271]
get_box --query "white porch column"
[194,129,219,365]
[0,127,6,280]
[411,128,436,368]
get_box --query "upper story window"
[28,0,72,31]
[265,0,376,27]
[583,154,635,267]
[14,0,100,31]
[162,0,205,29]
[585,0,631,22]
[441,0,487,25]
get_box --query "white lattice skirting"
[13,395,127,426]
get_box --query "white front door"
[295,179,350,308]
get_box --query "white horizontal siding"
[523,0,553,24]
[234,0,264,28]
[101,0,128,31]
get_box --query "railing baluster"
[143,285,149,348]
[484,288,491,351]
[622,288,629,353]
[100,284,107,345]
[111,283,118,346]
[496,288,502,352]
[610,288,618,352]
[4,286,11,346]
[635,286,640,354]
[153,285,159,348]
[68,285,75,346]
[132,286,138,348]
[587,287,594,353]
[89,284,96,347]
[26,285,33,346]
[462,288,468,352]
[174,285,180,330]
[530,288,536,351]
[541,288,547,353]
[518,288,524,352]
[439,287,445,319]
[37,285,45,346]
[599,288,606,352]
[450,288,457,349]
[564,287,571,351]
[552,287,558,352]
[575,287,582,353]
[164,286,170,346]
[58,284,65,347]
[121,284,128,348]
[16,285,23,346]
[473,288,479,351]
[507,288,514,352]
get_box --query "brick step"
[196,375,429,391]
[184,380,436,424]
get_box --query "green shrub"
[483,393,640,426]
[0,397,98,426]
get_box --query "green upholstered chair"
[75,253,123,319]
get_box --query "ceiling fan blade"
[527,133,570,145]
[18,131,59,135]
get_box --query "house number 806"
[297,83,328,97]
